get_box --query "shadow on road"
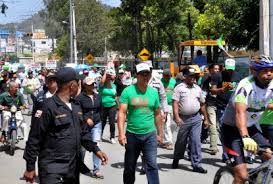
[0,145,24,155]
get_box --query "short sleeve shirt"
[119,85,160,134]
[223,76,273,127]
[161,78,176,105]
[99,83,117,107]
[172,82,204,115]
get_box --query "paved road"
[0,115,226,184]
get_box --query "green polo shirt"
[0,92,25,108]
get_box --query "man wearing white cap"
[118,62,163,184]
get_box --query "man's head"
[250,56,273,86]
[8,81,19,95]
[163,69,172,82]
[28,70,33,79]
[118,69,125,78]
[46,72,57,92]
[208,64,220,74]
[92,64,98,72]
[56,67,79,97]
[182,67,196,86]
[197,50,202,56]
[136,63,151,87]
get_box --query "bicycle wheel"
[251,169,273,184]
[10,130,17,156]
[213,167,234,184]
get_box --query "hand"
[23,170,36,183]
[20,105,27,110]
[118,134,127,146]
[203,119,209,129]
[95,151,108,165]
[86,118,94,127]
[242,137,258,153]
[162,113,167,123]
[174,116,183,127]
[157,135,163,145]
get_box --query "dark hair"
[208,64,219,70]
[197,50,202,56]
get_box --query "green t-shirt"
[99,83,117,107]
[120,85,160,134]
[161,78,176,105]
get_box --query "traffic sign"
[138,48,151,61]
[84,53,94,64]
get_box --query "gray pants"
[173,113,202,168]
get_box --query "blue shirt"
[193,55,207,66]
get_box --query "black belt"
[179,112,199,118]
[247,107,265,112]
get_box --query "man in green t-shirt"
[118,63,163,184]
[161,69,176,150]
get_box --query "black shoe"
[193,167,207,174]
[172,159,179,169]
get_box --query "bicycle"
[213,149,273,184]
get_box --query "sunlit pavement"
[0,115,226,184]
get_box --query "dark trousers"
[39,173,79,184]
[261,124,273,145]
[124,131,159,184]
[173,113,202,168]
[101,105,116,139]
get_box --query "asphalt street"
[0,115,227,184]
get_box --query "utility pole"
[69,0,77,64]
[69,0,73,63]
[72,1,77,65]
[260,0,273,56]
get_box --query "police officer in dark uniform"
[23,67,108,184]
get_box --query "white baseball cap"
[225,58,236,70]
[83,77,95,85]
[136,63,151,74]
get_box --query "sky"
[0,0,121,24]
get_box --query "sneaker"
[193,167,207,174]
[209,148,219,155]
[110,138,116,144]
[91,172,104,179]
[172,159,179,169]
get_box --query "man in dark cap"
[171,67,209,173]
[23,67,108,184]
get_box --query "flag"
[217,34,234,58]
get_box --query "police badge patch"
[35,110,43,118]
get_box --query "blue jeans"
[90,122,102,173]
[124,131,159,184]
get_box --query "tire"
[10,130,17,156]
[213,167,234,184]
[251,169,272,184]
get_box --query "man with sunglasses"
[221,56,273,184]
[118,63,163,184]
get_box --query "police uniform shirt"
[172,82,205,116]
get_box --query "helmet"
[250,55,273,71]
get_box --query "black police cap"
[56,67,79,83]
[182,67,196,77]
